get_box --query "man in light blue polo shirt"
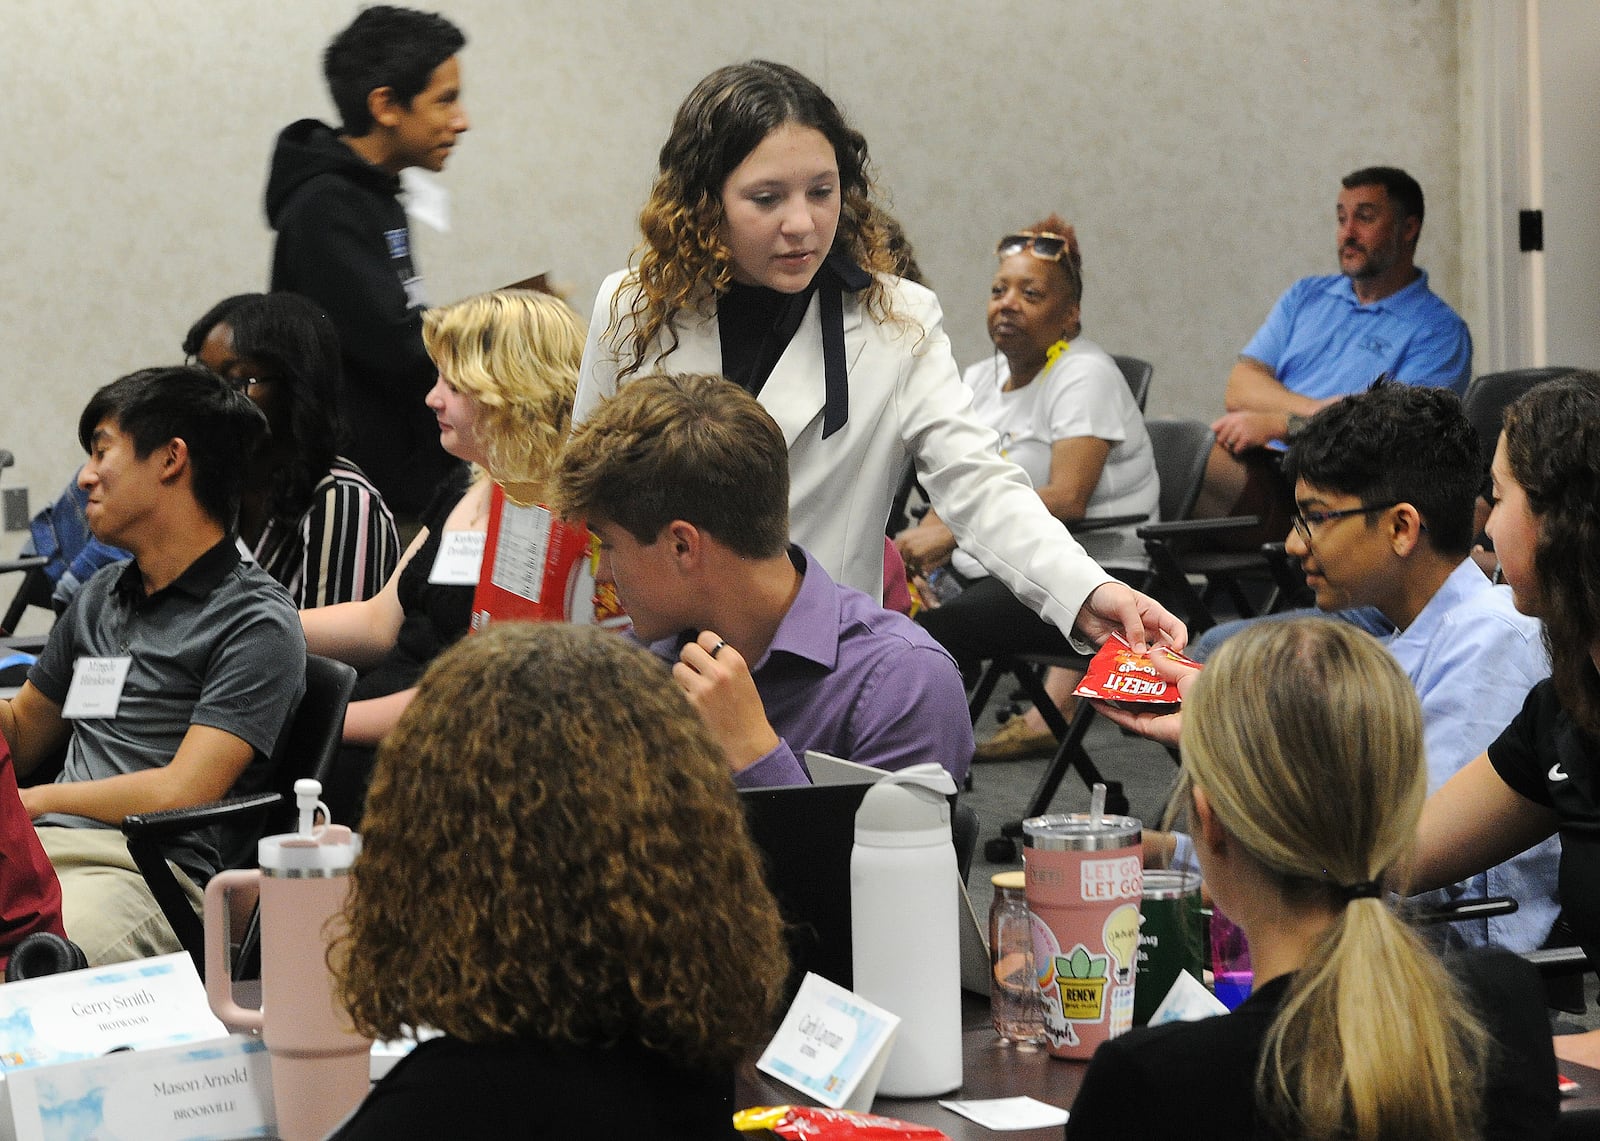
[1199,167,1471,520]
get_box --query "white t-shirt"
[951,337,1158,574]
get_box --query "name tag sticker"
[62,656,133,720]
[428,530,485,586]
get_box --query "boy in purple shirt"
[555,373,972,785]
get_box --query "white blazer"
[574,271,1114,638]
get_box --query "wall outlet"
[2,488,28,533]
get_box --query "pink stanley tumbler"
[203,779,371,1141]
[1022,808,1142,1059]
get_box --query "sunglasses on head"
[997,231,1072,261]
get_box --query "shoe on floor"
[974,717,1057,763]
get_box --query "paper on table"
[938,1095,1069,1130]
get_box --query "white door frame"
[1465,0,1545,373]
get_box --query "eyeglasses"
[997,231,1072,262]
[1290,501,1403,544]
[183,354,275,393]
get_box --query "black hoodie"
[266,118,460,515]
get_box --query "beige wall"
[2,0,1465,554]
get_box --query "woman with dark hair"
[898,218,1158,759]
[327,623,788,1138]
[574,60,1182,658]
[184,292,399,607]
[1412,371,1600,1069]
[1069,619,1556,1140]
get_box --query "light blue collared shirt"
[1384,558,1555,951]
[1242,270,1472,403]
[1173,563,1553,951]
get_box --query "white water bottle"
[850,763,962,1097]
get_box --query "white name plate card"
[0,953,227,1073]
[756,972,899,1112]
[8,1034,273,1141]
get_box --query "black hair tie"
[1338,879,1382,903]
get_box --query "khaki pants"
[37,828,204,967]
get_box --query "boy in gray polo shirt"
[0,367,304,965]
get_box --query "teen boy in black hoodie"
[266,6,469,520]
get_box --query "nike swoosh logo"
[1550,763,1570,782]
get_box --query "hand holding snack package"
[1071,633,1198,708]
[1076,634,1201,747]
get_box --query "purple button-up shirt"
[651,547,973,787]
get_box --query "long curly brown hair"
[1502,371,1600,735]
[331,623,789,1068]
[612,60,903,380]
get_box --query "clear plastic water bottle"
[989,871,1045,1047]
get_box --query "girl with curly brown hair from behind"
[327,623,788,1139]
[572,60,1183,662]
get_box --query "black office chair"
[1111,355,1154,412]
[1463,367,1577,477]
[121,654,357,979]
[1136,420,1307,635]
[0,451,48,637]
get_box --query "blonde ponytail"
[1259,900,1486,1140]
[1183,620,1489,1141]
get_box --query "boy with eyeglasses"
[1169,381,1556,952]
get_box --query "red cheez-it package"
[1071,633,1198,709]
[732,1105,951,1139]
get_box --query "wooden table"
[740,994,1600,1140]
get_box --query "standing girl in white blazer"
[573,60,1181,654]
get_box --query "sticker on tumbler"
[1102,903,1140,986]
[1081,854,1142,902]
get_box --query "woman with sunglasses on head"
[1069,619,1556,1141]
[897,220,1157,759]
[574,61,1183,660]
[1411,371,1600,1071]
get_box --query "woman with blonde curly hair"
[1069,619,1556,1140]
[574,61,1182,661]
[327,623,788,1139]
[302,289,586,823]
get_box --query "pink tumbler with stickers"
[203,780,371,1141]
[1022,811,1143,1059]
